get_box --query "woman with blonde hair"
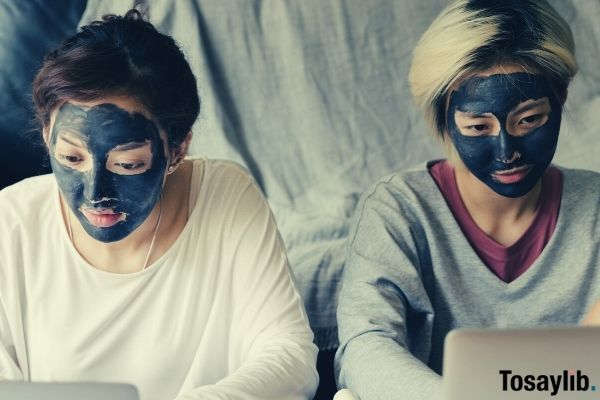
[335,0,599,398]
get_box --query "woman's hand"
[581,301,600,326]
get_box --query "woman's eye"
[106,156,151,175]
[519,114,542,125]
[59,154,83,163]
[466,124,490,133]
[116,162,146,170]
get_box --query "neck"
[453,161,542,245]
[59,160,192,273]
[61,192,162,274]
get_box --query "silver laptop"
[0,382,139,400]
[443,326,600,400]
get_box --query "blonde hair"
[408,0,577,141]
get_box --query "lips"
[80,207,126,228]
[491,165,532,184]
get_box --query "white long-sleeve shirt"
[0,159,318,400]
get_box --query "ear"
[180,130,193,156]
[168,131,193,171]
[173,130,192,161]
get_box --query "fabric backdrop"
[2,0,598,350]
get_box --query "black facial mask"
[447,73,561,197]
[50,103,167,242]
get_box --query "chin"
[81,222,133,243]
[485,175,541,198]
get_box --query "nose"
[496,130,521,164]
[83,163,115,203]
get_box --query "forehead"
[50,97,164,147]
[450,73,550,112]
[57,95,151,118]
[54,103,157,141]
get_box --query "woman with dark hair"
[335,1,600,399]
[0,10,318,400]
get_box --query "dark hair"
[33,9,200,149]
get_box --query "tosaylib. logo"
[499,369,597,396]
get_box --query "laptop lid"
[443,326,600,400]
[0,382,139,400]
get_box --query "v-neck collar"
[425,160,567,288]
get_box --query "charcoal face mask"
[49,103,167,242]
[447,73,561,198]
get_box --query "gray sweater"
[335,163,600,400]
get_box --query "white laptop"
[443,326,600,400]
[0,382,139,400]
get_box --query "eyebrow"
[110,141,151,151]
[511,98,549,114]
[57,133,85,148]
[455,110,495,119]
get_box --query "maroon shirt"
[429,160,563,283]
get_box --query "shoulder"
[0,173,56,200]
[189,158,268,227]
[188,159,281,265]
[364,161,439,201]
[0,174,57,230]
[558,165,600,192]
[356,161,440,220]
[194,158,257,193]
[555,165,600,221]
[556,165,600,205]
[348,161,441,247]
